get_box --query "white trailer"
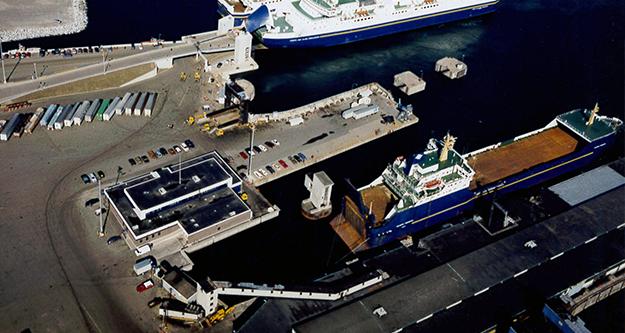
[103,97,120,121]
[124,93,139,115]
[25,108,44,134]
[133,258,154,275]
[143,93,156,117]
[84,99,101,122]
[133,92,147,116]
[116,92,132,115]
[64,103,80,127]
[49,106,64,130]
[0,113,21,141]
[39,104,58,127]
[73,101,91,126]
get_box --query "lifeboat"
[424,179,442,189]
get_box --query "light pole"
[178,153,182,185]
[247,124,255,177]
[98,178,104,237]
[0,38,6,84]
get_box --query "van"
[135,244,151,256]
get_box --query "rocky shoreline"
[0,0,88,42]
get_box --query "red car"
[136,279,154,293]
[278,159,289,168]
[239,151,249,160]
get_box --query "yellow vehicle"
[208,306,235,325]
[194,71,201,82]
[241,193,248,201]
[215,129,224,136]
[187,116,195,125]
[179,72,187,81]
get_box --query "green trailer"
[96,99,110,121]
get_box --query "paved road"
[0,31,233,104]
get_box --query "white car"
[88,173,98,183]
[259,168,269,176]
[258,144,268,152]
[272,163,281,171]
[271,139,280,146]
[253,170,263,179]
[180,142,190,152]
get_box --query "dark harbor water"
[11,0,624,330]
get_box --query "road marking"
[550,252,564,260]
[585,236,598,244]
[514,269,528,278]
[447,263,466,282]
[416,313,433,323]
[474,287,489,296]
[446,300,462,310]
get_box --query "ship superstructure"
[331,105,622,252]
[250,0,498,47]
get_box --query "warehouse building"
[104,151,251,252]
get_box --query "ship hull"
[260,2,497,48]
[217,1,249,25]
[360,133,616,250]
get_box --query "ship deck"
[467,127,579,189]
[361,185,394,224]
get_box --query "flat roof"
[549,165,625,206]
[105,151,249,237]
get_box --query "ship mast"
[587,102,599,126]
[439,132,457,162]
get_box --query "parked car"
[265,141,275,148]
[258,144,268,152]
[288,156,298,164]
[253,146,262,154]
[156,150,162,158]
[298,152,307,161]
[180,142,189,151]
[272,163,281,171]
[278,159,289,168]
[148,150,157,159]
[253,170,263,179]
[81,174,90,184]
[107,235,122,245]
[292,155,302,163]
[135,156,143,165]
[266,165,275,174]
[245,147,256,156]
[271,139,280,146]
[168,148,176,155]
[259,168,269,176]
[148,297,163,308]
[173,145,182,153]
[88,173,98,183]
[128,158,137,166]
[141,155,150,163]
[97,170,105,179]
[239,151,249,160]
[184,139,195,149]
[136,279,154,293]
[85,198,99,207]
[158,147,168,156]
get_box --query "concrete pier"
[394,71,426,95]
[435,57,467,79]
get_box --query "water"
[10,0,625,328]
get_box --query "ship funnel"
[439,132,457,162]
[245,5,270,33]
[587,102,599,126]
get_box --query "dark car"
[80,174,90,184]
[107,235,122,245]
[85,198,99,207]
[288,156,298,164]
[168,147,176,155]
[292,155,302,163]
[266,165,275,174]
[184,139,195,149]
[128,158,137,166]
[239,151,248,160]
[97,170,105,179]
[141,155,150,163]
[253,146,262,154]
[148,297,163,308]
[297,152,307,161]
[159,147,168,156]
[264,141,275,148]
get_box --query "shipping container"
[116,92,132,115]
[48,106,64,130]
[73,101,91,126]
[64,103,80,127]
[84,99,101,122]
[1,113,22,141]
[96,99,110,121]
[55,104,73,130]
[39,104,58,127]
[25,108,44,134]
[103,97,120,121]
[12,114,28,137]
[143,93,156,117]
[134,92,147,116]
[0,120,6,132]
[124,93,139,115]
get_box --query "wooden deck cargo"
[467,127,579,189]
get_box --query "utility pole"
[178,153,182,185]
[33,62,37,79]
[247,124,255,177]
[98,178,104,237]
[0,38,6,84]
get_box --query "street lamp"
[98,178,104,237]
[0,38,7,84]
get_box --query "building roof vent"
[158,187,167,195]
[192,175,201,183]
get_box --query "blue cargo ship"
[331,105,623,252]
